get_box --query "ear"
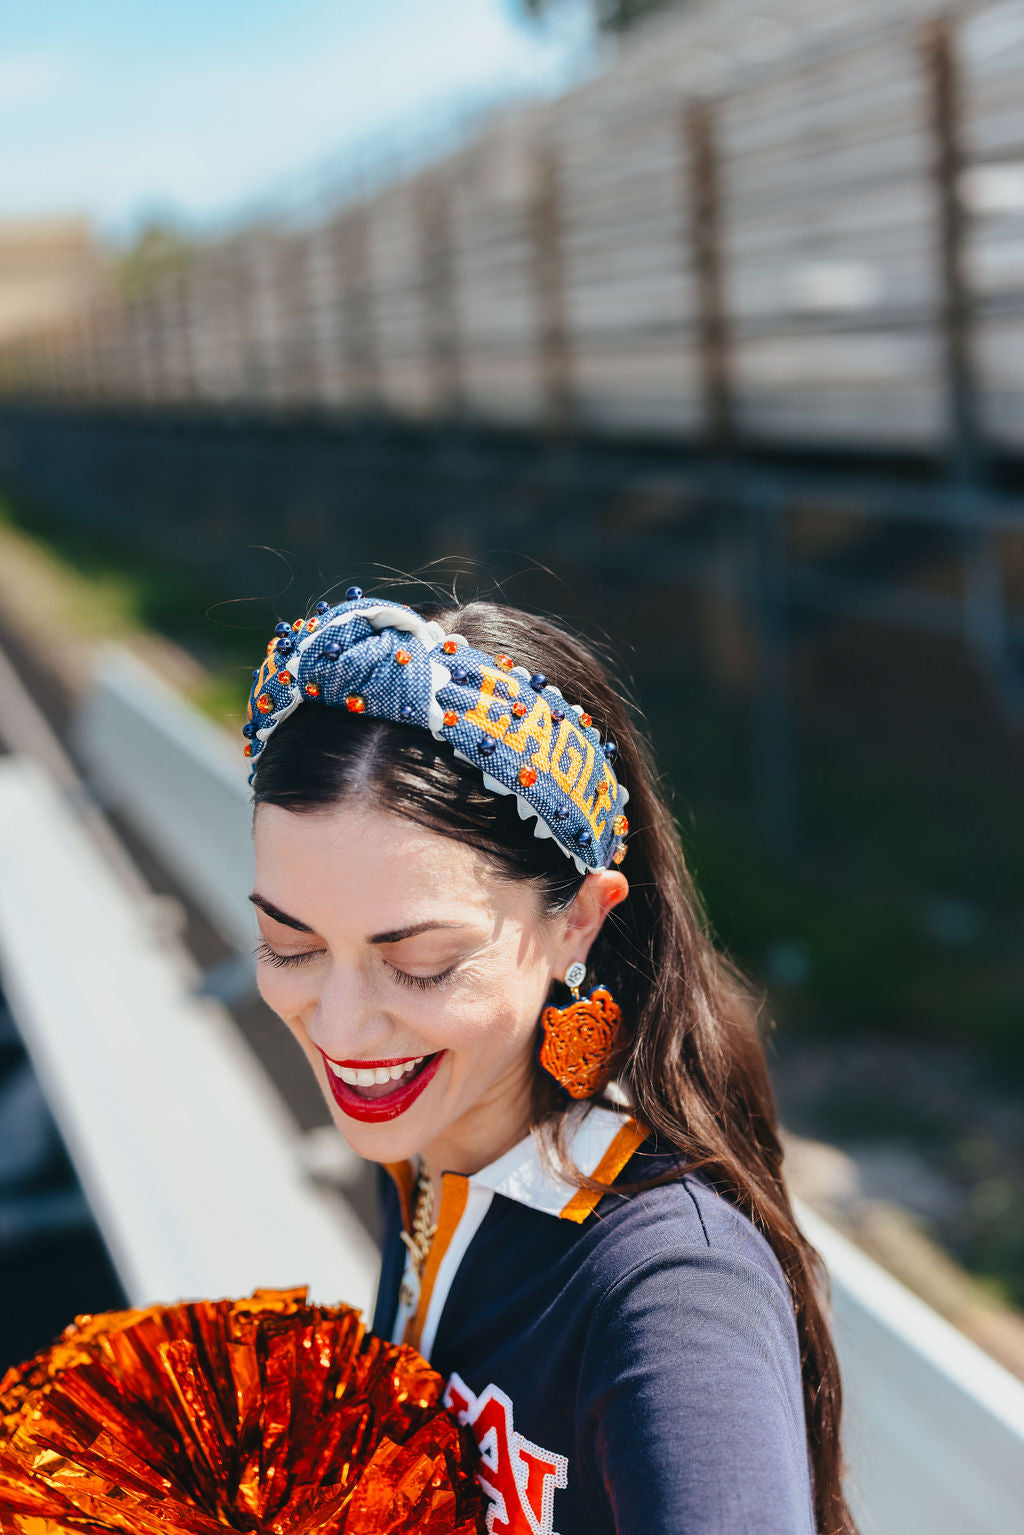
[557,869,629,974]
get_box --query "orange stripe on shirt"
[403,1172,469,1352]
[385,1160,417,1234]
[558,1116,649,1224]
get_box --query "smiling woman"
[244,591,860,1535]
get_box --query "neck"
[419,1102,534,1214]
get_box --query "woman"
[243,588,858,1535]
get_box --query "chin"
[316,1049,453,1162]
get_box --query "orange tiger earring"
[538,962,623,1100]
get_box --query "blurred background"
[0,0,1022,1509]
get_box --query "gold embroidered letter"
[463,665,519,741]
[504,694,554,772]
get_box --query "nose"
[307,960,400,1061]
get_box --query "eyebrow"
[248,894,469,945]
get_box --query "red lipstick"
[316,1048,446,1122]
[328,1054,422,1069]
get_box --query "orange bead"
[511,701,528,718]
[443,709,459,728]
[518,766,538,787]
[345,694,366,713]
[291,618,304,632]
[580,713,592,728]
[305,617,318,632]
[612,844,627,865]
[442,639,459,655]
[304,682,321,697]
[494,653,514,670]
[243,742,252,756]
[266,640,276,655]
[613,815,629,837]
[395,649,412,665]
[256,694,273,714]
[275,669,291,684]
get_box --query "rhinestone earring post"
[564,961,587,998]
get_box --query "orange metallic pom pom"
[443,709,459,727]
[540,986,623,1099]
[511,701,528,718]
[304,681,321,697]
[518,766,538,787]
[0,1286,486,1535]
[395,648,412,665]
[346,694,366,712]
[613,814,629,836]
[256,693,273,714]
[494,653,514,670]
[442,639,459,655]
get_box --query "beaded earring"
[538,962,623,1100]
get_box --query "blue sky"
[0,0,594,239]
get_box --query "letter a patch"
[444,1372,568,1535]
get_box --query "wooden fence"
[5,0,1024,459]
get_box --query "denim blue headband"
[243,593,629,875]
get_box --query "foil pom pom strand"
[0,1286,487,1535]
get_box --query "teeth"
[331,1056,425,1087]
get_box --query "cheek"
[439,964,547,1061]
[256,963,317,1023]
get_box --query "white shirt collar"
[465,1093,642,1220]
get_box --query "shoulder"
[571,1146,816,1530]
[579,1144,795,1321]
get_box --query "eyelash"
[253,939,455,990]
[384,960,456,991]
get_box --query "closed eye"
[254,938,323,968]
[383,959,456,990]
[255,939,455,989]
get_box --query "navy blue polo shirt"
[373,1103,817,1535]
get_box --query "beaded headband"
[243,590,629,875]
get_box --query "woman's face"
[251,798,624,1173]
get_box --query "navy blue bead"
[315,600,330,615]
[242,722,254,737]
[530,673,547,692]
[323,640,342,660]
[275,637,295,654]
[274,621,291,637]
[449,666,469,685]
[602,739,618,762]
[578,830,593,847]
[400,704,414,719]
[555,802,571,821]
[346,585,363,600]
[252,669,260,680]
[478,737,498,756]
[550,707,565,723]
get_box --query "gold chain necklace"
[398,1162,437,1312]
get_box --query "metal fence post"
[529,142,573,433]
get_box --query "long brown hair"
[251,595,858,1535]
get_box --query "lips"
[316,1048,446,1122]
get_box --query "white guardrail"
[0,751,378,1316]
[3,640,1024,1533]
